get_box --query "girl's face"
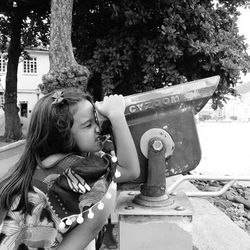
[70,99,103,153]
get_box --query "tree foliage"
[0,1,50,50]
[72,0,250,107]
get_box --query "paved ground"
[0,112,28,176]
[0,146,24,177]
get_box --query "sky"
[237,7,250,83]
[238,7,250,48]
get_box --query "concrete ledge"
[0,139,26,153]
[166,176,250,250]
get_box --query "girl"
[0,88,140,250]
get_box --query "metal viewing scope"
[99,76,220,204]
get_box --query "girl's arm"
[57,183,116,250]
[95,95,140,183]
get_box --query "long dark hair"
[0,87,92,212]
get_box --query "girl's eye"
[82,122,91,129]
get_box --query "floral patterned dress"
[0,153,117,250]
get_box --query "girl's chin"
[91,141,103,152]
[76,145,103,154]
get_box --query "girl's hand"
[95,95,125,120]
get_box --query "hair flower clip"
[52,90,64,105]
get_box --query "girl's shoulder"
[41,153,75,169]
[32,152,114,192]
[40,152,108,170]
[53,152,113,175]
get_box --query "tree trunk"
[41,0,90,93]
[3,7,23,141]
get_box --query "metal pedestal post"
[116,190,193,250]
[115,138,193,249]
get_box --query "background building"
[0,47,49,118]
[197,81,250,122]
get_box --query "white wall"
[0,49,49,117]
[17,50,49,90]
